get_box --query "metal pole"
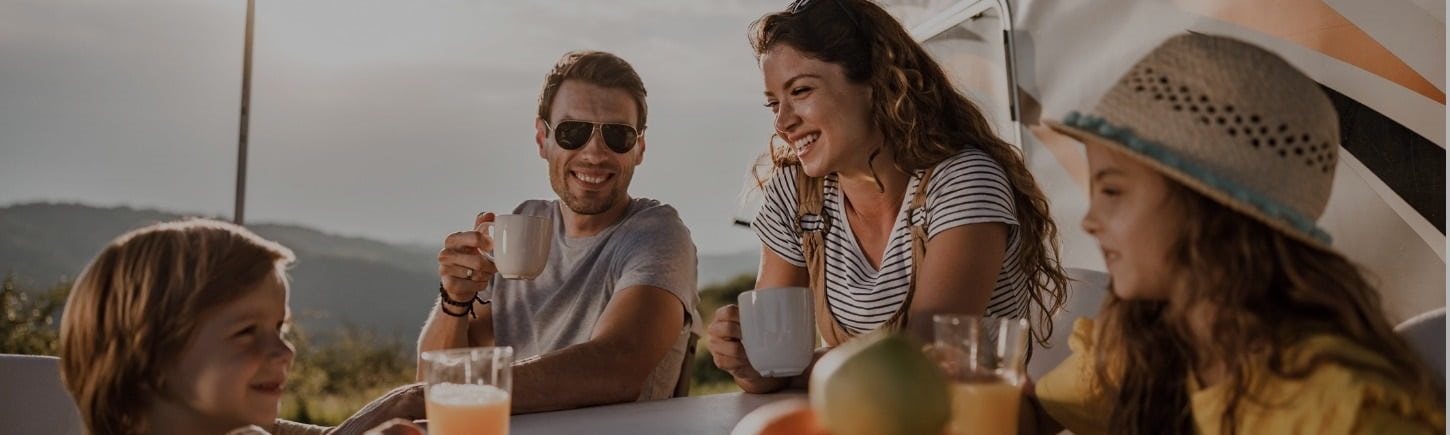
[999,0,1024,156]
[235,0,255,225]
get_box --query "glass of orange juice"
[420,346,514,435]
[931,315,1029,435]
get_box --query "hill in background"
[0,202,757,337]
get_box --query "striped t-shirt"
[752,148,1030,334]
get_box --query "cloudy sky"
[0,0,788,254]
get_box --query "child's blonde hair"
[58,219,294,435]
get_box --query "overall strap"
[882,167,935,333]
[795,170,853,347]
[799,167,936,346]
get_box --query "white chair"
[0,354,85,435]
[1394,307,1445,383]
[1027,268,1110,380]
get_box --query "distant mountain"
[696,249,758,290]
[0,202,438,337]
[0,202,758,337]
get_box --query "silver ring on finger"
[464,267,474,279]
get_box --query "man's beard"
[550,163,626,216]
[559,189,618,215]
[548,158,629,216]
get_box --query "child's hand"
[331,383,426,435]
[362,419,426,435]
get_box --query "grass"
[691,381,745,396]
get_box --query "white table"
[510,392,808,434]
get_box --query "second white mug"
[475,214,551,280]
[738,286,815,377]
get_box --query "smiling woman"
[708,0,1069,396]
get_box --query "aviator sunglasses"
[544,120,641,154]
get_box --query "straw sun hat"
[1047,33,1340,249]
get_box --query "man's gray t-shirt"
[483,198,702,401]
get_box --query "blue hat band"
[1063,111,1332,245]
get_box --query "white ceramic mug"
[475,214,551,280]
[738,286,815,377]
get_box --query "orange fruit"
[731,398,830,435]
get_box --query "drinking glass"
[932,315,1029,435]
[420,346,514,435]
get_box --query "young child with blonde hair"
[59,219,421,435]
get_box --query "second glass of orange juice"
[932,316,1029,435]
[420,346,514,435]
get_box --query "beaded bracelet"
[438,283,490,319]
[438,303,473,319]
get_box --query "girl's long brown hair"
[1093,181,1443,433]
[749,0,1067,346]
[58,219,294,435]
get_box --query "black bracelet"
[438,283,476,319]
[439,283,474,307]
[437,283,492,319]
[438,302,473,319]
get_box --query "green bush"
[690,273,755,394]
[281,323,416,425]
[0,273,70,355]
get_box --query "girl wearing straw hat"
[1025,33,1444,434]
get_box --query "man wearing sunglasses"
[420,50,702,414]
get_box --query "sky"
[0,0,783,254]
[1,0,1443,320]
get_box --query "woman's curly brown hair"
[749,0,1068,347]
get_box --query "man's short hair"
[536,51,648,131]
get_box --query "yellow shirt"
[1035,318,1444,435]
